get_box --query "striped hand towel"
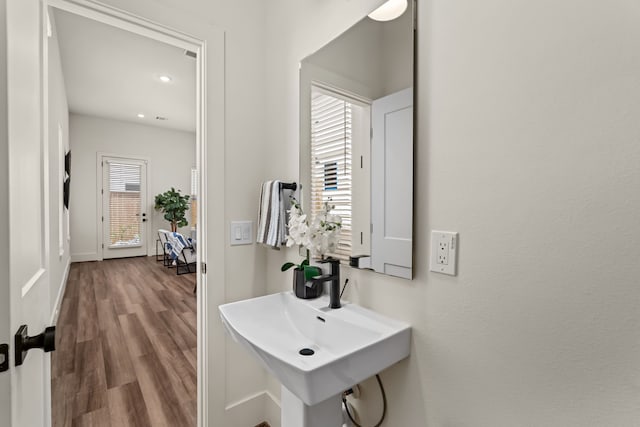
[256,180,286,249]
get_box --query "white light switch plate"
[230,221,253,246]
[430,230,458,275]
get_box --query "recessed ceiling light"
[368,0,407,21]
[137,113,145,118]
[159,75,172,83]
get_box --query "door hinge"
[101,189,104,195]
[360,155,363,169]
[102,243,104,249]
[0,343,8,372]
[101,216,104,222]
[201,262,207,274]
[371,223,373,233]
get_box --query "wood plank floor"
[52,256,197,427]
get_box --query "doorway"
[44,1,206,426]
[4,0,223,425]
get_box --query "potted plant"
[154,187,190,232]
[281,198,342,298]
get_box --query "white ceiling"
[52,8,196,133]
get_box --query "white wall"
[305,18,384,99]
[69,113,195,261]
[48,12,71,320]
[0,0,11,422]
[304,8,412,100]
[264,1,640,426]
[379,8,413,96]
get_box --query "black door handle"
[0,344,8,372]
[14,325,55,366]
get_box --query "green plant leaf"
[304,265,320,281]
[155,187,191,229]
[281,262,296,272]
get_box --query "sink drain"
[299,348,315,356]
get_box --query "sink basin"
[219,291,411,407]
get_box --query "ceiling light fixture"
[137,113,145,118]
[159,75,172,83]
[368,0,407,21]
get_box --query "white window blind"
[190,168,197,227]
[108,162,141,246]
[191,168,198,197]
[109,163,141,192]
[310,88,352,261]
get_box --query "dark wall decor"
[63,150,71,209]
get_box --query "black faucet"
[311,258,341,309]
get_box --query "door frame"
[42,1,211,426]
[97,153,150,260]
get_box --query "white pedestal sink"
[219,292,411,427]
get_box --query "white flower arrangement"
[281,198,342,273]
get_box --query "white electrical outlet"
[430,231,458,275]
[437,240,449,265]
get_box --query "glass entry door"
[102,156,148,259]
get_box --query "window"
[108,163,142,246]
[310,87,353,260]
[190,168,197,228]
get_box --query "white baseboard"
[50,258,71,325]
[225,390,280,427]
[71,252,98,263]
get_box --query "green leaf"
[281,262,296,272]
[304,266,320,281]
[300,259,309,267]
[155,187,191,229]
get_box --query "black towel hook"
[279,182,297,191]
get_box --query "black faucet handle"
[310,274,332,283]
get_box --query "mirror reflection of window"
[323,162,338,191]
[310,86,373,261]
[310,87,353,260]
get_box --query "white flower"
[285,198,342,259]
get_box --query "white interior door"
[351,103,372,256]
[5,0,52,425]
[371,87,413,279]
[101,156,148,259]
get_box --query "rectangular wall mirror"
[299,1,415,279]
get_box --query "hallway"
[51,256,197,427]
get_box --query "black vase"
[293,268,322,299]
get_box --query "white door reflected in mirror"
[371,88,413,278]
